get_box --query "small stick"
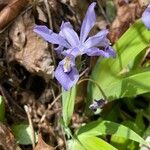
[24,105,35,149]
[43,0,56,67]
[44,0,53,30]
[97,0,110,24]
[0,5,32,33]
[79,67,89,77]
[51,87,56,99]
[40,93,62,123]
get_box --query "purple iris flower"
[33,2,116,91]
[142,4,150,30]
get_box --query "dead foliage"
[0,0,29,31]
[109,0,143,43]
[34,134,54,150]
[0,0,10,11]
[0,123,16,150]
[8,11,54,80]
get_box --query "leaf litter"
[0,0,149,149]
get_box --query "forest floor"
[0,0,149,150]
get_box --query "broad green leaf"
[111,136,129,150]
[0,96,5,122]
[12,123,37,145]
[129,49,146,70]
[69,135,117,150]
[88,20,150,101]
[62,86,76,127]
[111,135,138,150]
[76,120,147,145]
[122,121,141,135]
[92,70,150,100]
[68,139,85,150]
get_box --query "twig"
[79,67,89,77]
[44,0,56,67]
[0,5,32,33]
[44,0,53,30]
[40,93,62,123]
[24,105,35,149]
[64,3,81,25]
[51,87,56,99]
[97,0,110,24]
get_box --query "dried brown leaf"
[0,123,16,150]
[138,0,150,7]
[8,11,54,80]
[36,6,47,23]
[109,0,142,43]
[0,0,29,30]
[34,134,54,150]
[0,0,10,11]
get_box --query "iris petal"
[33,25,70,48]
[60,21,73,30]
[54,45,64,54]
[54,63,79,91]
[84,29,109,49]
[85,47,110,57]
[61,23,80,47]
[54,22,74,53]
[142,4,150,30]
[62,47,80,58]
[80,2,96,42]
[105,46,116,58]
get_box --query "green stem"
[77,78,107,100]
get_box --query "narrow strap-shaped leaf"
[62,86,76,127]
[0,96,5,122]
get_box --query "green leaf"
[135,110,145,134]
[129,49,146,70]
[68,138,85,150]
[110,135,138,150]
[0,96,5,122]
[69,135,117,150]
[62,86,76,127]
[94,70,150,100]
[76,120,147,145]
[143,126,150,139]
[122,121,141,135]
[88,20,150,101]
[12,123,37,145]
